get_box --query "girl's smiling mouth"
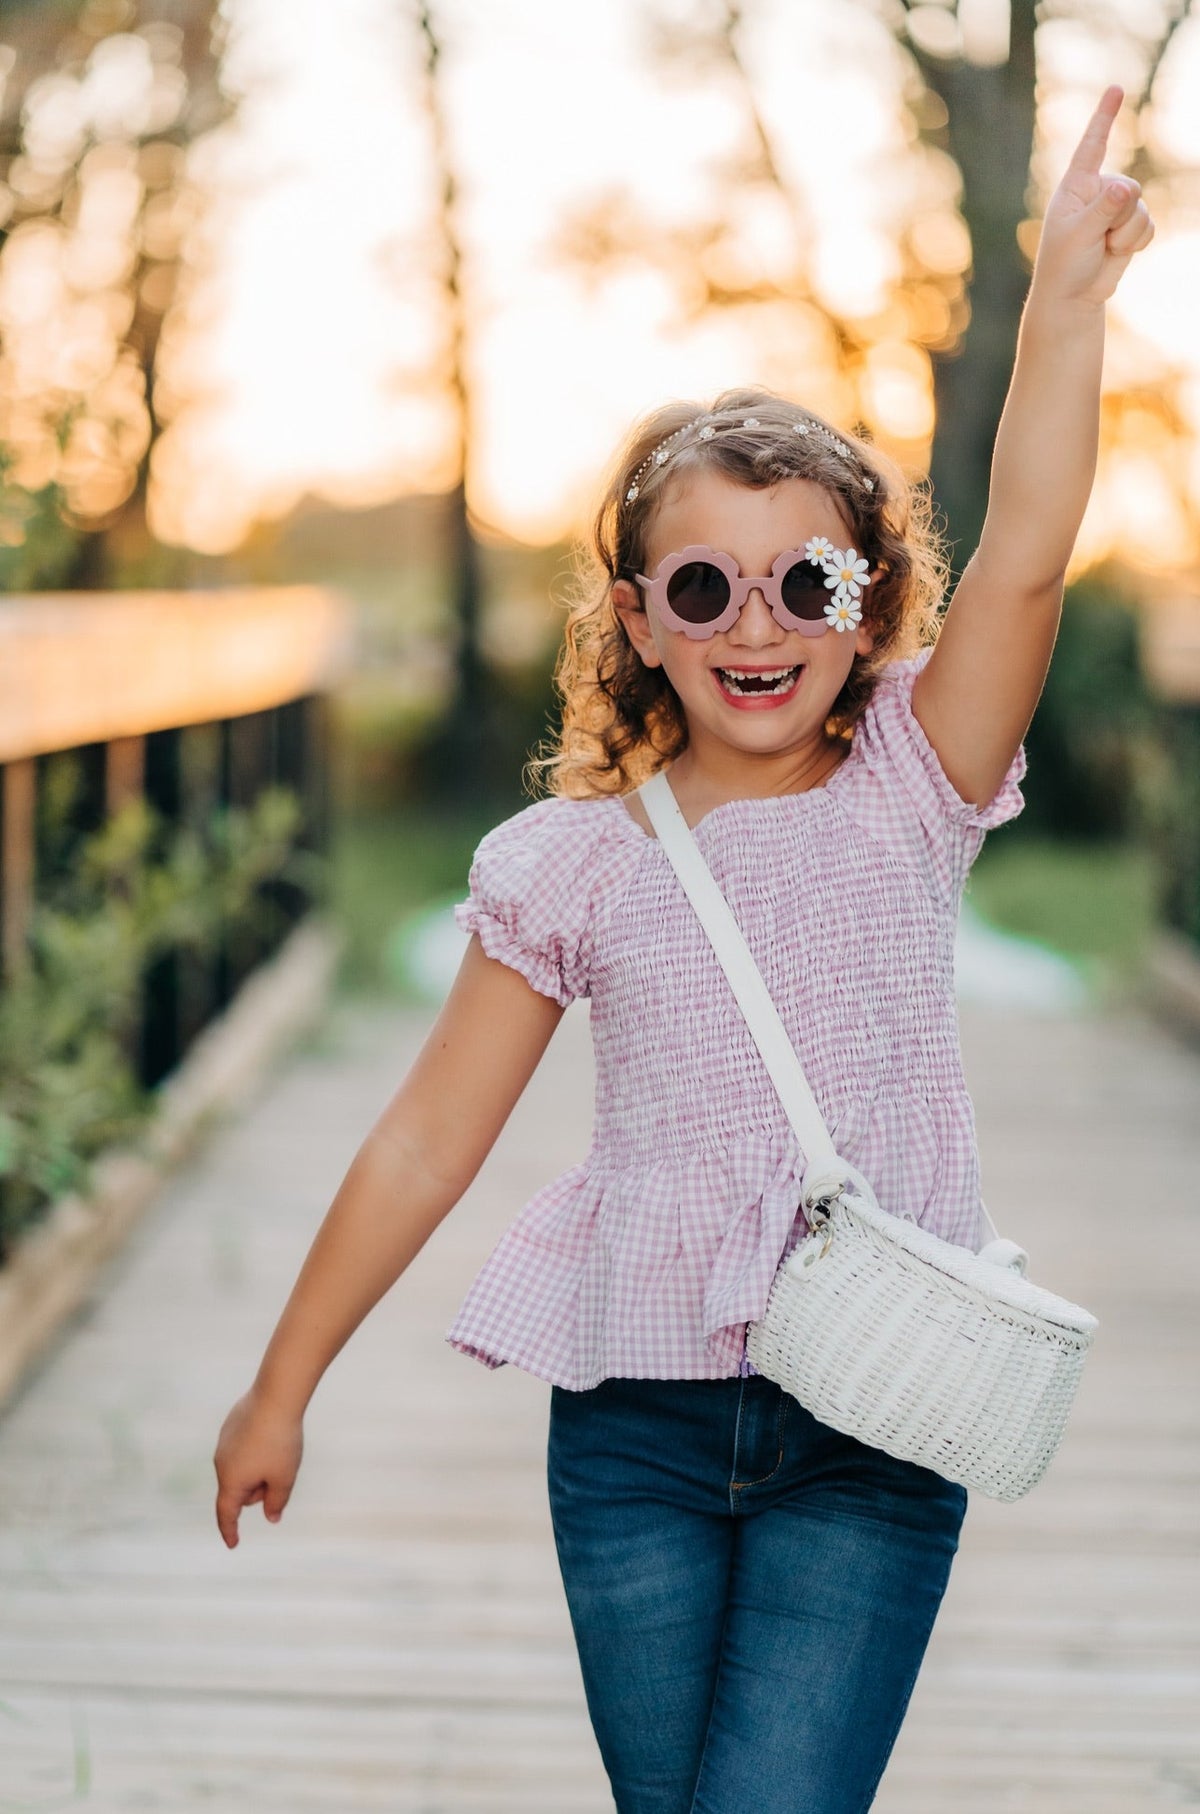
[712,663,804,707]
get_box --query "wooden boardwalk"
[0,986,1197,1811]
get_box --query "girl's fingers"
[1107,201,1155,257]
[263,1486,290,1522]
[216,1468,294,1542]
[1102,191,1160,257]
[215,1490,242,1547]
[1070,174,1142,241]
[1065,83,1124,177]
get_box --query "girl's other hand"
[213,1386,304,1548]
[1030,83,1155,310]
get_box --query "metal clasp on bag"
[794,1192,837,1266]
[807,1194,836,1259]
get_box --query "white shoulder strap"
[637,767,1002,1245]
[637,768,852,1213]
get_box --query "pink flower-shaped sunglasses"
[633,542,874,640]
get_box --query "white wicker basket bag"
[638,769,1098,1503]
[746,1184,1096,1501]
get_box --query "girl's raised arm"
[911,83,1155,811]
[213,936,566,1547]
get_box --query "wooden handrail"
[0,588,354,763]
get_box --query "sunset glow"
[15,0,1194,568]
[150,0,972,550]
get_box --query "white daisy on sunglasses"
[821,548,871,596]
[804,535,836,564]
[824,595,863,632]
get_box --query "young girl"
[214,86,1153,1812]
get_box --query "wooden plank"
[0,755,35,974]
[0,589,354,763]
[104,733,146,815]
[0,995,1196,1810]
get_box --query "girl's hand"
[1030,83,1155,310]
[213,1386,304,1548]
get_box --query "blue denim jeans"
[547,1373,968,1814]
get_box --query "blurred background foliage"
[1,0,1199,1008]
[0,0,226,586]
[0,775,306,1256]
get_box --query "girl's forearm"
[251,1130,461,1417]
[973,287,1105,593]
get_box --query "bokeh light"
[4,0,1200,571]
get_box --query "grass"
[330,802,502,995]
[966,833,1161,999]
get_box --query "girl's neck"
[667,732,848,812]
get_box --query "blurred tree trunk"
[903,0,1195,584]
[904,0,1038,584]
[110,5,225,572]
[412,2,492,802]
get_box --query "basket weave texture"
[744,1190,1098,1502]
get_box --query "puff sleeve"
[844,644,1026,904]
[454,798,600,1006]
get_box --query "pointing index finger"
[1065,84,1124,177]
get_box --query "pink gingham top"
[447,646,1026,1388]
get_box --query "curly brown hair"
[525,385,950,800]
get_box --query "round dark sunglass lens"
[665,560,731,624]
[778,557,830,621]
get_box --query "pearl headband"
[624,413,877,505]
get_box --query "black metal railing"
[0,587,351,1251]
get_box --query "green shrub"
[1020,572,1153,840]
[1137,702,1200,947]
[0,787,312,1259]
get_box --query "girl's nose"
[728,588,784,647]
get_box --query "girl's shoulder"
[468,791,640,868]
[454,793,640,1006]
[856,644,1026,820]
[840,643,1027,902]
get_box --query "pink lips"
[711,666,804,710]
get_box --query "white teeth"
[717,665,801,697]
